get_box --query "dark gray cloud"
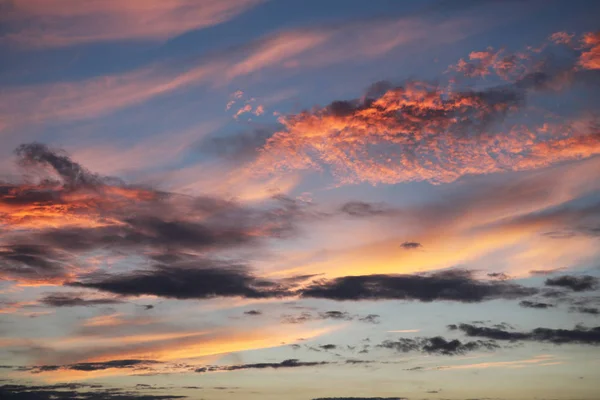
[545,275,599,292]
[281,310,380,324]
[319,344,337,351]
[25,359,161,374]
[569,306,599,315]
[0,244,71,283]
[399,242,422,250]
[319,311,353,320]
[70,261,290,300]
[312,398,406,400]
[14,142,102,188]
[72,266,543,303]
[0,384,185,400]
[39,292,123,307]
[339,202,396,218]
[487,272,510,280]
[358,314,381,324]
[195,359,329,373]
[378,336,499,356]
[519,300,554,309]
[452,323,600,345]
[301,269,538,302]
[529,268,566,276]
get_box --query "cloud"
[39,292,123,307]
[435,354,561,371]
[300,269,538,302]
[0,9,539,133]
[378,336,499,356]
[312,398,406,400]
[519,300,554,309]
[339,201,396,218]
[545,275,599,292]
[243,310,262,316]
[1,143,317,285]
[70,261,290,300]
[570,306,599,315]
[195,358,329,373]
[399,241,422,250]
[529,268,566,276]
[0,244,73,284]
[579,32,600,70]
[450,47,528,80]
[26,359,160,374]
[0,384,186,400]
[1,0,262,48]
[281,310,380,324]
[549,31,575,45]
[15,143,102,188]
[250,32,600,186]
[358,314,381,324]
[453,323,600,345]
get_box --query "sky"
[0,1,599,399]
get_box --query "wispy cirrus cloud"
[0,10,513,135]
[435,354,561,371]
[1,0,263,48]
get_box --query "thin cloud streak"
[1,0,264,48]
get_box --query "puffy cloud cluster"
[250,32,600,186]
[579,32,600,70]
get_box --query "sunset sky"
[1,1,600,399]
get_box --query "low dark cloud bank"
[312,397,407,400]
[0,384,185,400]
[545,275,599,292]
[25,359,160,374]
[195,359,329,373]
[519,300,554,309]
[300,269,537,302]
[450,323,600,345]
[378,336,499,356]
[40,292,123,307]
[281,310,380,324]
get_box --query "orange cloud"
[549,31,575,45]
[451,48,528,80]
[1,0,263,48]
[234,104,253,120]
[251,79,600,185]
[26,324,336,368]
[579,32,600,70]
